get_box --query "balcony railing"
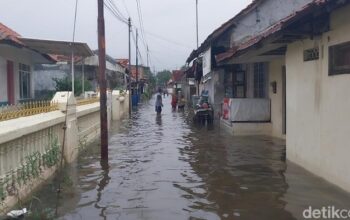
[0,100,58,122]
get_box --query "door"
[7,60,15,105]
[282,66,286,135]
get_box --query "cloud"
[0,0,251,71]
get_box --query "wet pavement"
[19,95,350,219]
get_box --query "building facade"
[0,23,53,105]
[187,0,350,192]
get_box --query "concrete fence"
[0,90,129,214]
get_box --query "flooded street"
[23,96,350,220]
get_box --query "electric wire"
[104,0,189,70]
[55,0,79,217]
[104,0,128,24]
[107,0,128,21]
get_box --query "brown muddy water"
[8,96,350,220]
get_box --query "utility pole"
[71,51,75,95]
[196,0,199,49]
[147,46,149,68]
[128,17,132,117]
[82,59,85,95]
[97,0,108,160]
[136,29,139,95]
[196,0,200,95]
[71,0,79,95]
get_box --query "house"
[188,0,350,192]
[130,65,150,94]
[34,50,127,98]
[186,0,320,128]
[84,51,128,90]
[167,70,186,94]
[0,23,54,105]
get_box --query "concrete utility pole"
[128,18,132,117]
[82,59,85,94]
[71,0,79,95]
[136,29,139,94]
[71,51,75,95]
[97,0,108,160]
[147,46,149,68]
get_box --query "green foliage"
[53,76,92,96]
[0,182,5,202]
[156,70,172,87]
[42,138,60,168]
[141,91,151,100]
[144,69,156,91]
[0,136,61,202]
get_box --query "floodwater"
[18,96,350,219]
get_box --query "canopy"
[20,38,93,57]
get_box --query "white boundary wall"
[0,90,129,214]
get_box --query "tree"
[53,76,92,96]
[156,70,172,87]
[144,69,156,91]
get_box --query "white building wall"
[0,56,7,103]
[286,4,350,192]
[231,0,313,44]
[269,58,285,139]
[0,45,35,102]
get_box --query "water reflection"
[178,132,293,219]
[17,95,350,220]
[155,114,162,126]
[95,160,110,219]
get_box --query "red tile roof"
[172,70,184,82]
[216,0,333,63]
[116,59,129,68]
[0,22,23,45]
[131,65,149,80]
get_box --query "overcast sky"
[0,0,251,71]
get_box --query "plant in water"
[42,137,61,168]
[0,135,61,203]
[0,181,5,202]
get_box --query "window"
[19,63,31,99]
[233,71,245,98]
[254,62,266,98]
[329,41,350,75]
[224,65,246,98]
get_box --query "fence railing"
[0,101,59,122]
[77,97,99,106]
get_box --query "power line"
[104,0,128,24]
[135,0,150,66]
[135,0,147,46]
[104,0,184,71]
[108,0,128,21]
[131,28,144,65]
[121,0,131,17]
[144,31,193,49]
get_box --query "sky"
[0,0,251,72]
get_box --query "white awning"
[20,38,93,57]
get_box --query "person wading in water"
[155,89,163,114]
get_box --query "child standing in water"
[171,93,178,110]
[155,89,163,114]
[178,94,186,111]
